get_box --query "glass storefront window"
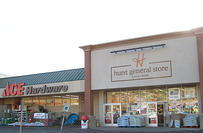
[112,92,120,103]
[71,95,79,105]
[128,90,140,115]
[140,102,147,115]
[140,89,147,102]
[183,87,197,98]
[182,86,198,114]
[156,88,167,101]
[147,88,166,102]
[168,85,199,114]
[168,86,182,113]
[62,95,71,105]
[39,96,46,105]
[104,84,199,117]
[168,99,182,113]
[46,96,55,106]
[147,89,158,102]
[183,98,198,114]
[23,97,33,106]
[106,92,120,103]
[54,96,62,106]
[120,91,127,115]
[128,90,139,103]
[33,97,39,105]
[168,87,181,101]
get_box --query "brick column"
[83,47,93,115]
[195,29,203,113]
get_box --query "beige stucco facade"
[91,36,199,90]
[89,35,202,127]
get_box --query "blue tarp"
[65,113,79,125]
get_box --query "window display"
[62,95,71,104]
[168,99,182,113]
[106,92,120,103]
[33,97,39,105]
[39,97,46,105]
[184,87,195,98]
[140,89,147,102]
[105,84,199,116]
[128,90,140,115]
[71,95,79,105]
[121,91,127,115]
[183,98,198,114]
[54,96,62,106]
[46,96,54,106]
[169,88,180,100]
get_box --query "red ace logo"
[1,83,25,96]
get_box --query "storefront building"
[80,27,203,127]
[1,27,203,128]
[0,68,84,126]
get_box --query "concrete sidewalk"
[0,126,202,133]
[92,127,201,133]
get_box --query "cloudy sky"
[0,0,203,76]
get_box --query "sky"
[0,0,203,76]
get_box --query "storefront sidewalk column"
[195,28,203,129]
[82,46,93,116]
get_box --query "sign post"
[19,99,23,133]
[60,103,70,133]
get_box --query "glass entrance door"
[104,105,112,124]
[104,103,121,126]
[147,102,158,127]
[157,102,168,127]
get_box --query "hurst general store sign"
[111,53,172,82]
[1,82,68,97]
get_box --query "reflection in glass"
[39,96,46,105]
[104,85,199,116]
[46,96,54,106]
[128,90,140,115]
[71,95,79,105]
[54,96,62,106]
[183,98,198,114]
[147,88,166,102]
[105,105,111,124]
[106,92,120,103]
[33,97,39,105]
[62,95,71,105]
[121,91,127,115]
[113,105,120,124]
[23,97,32,106]
[141,89,147,102]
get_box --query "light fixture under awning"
[110,44,166,54]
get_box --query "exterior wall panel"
[0,80,84,98]
[91,37,199,90]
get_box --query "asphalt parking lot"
[0,127,202,133]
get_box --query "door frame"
[157,101,168,127]
[147,102,158,127]
[103,103,121,126]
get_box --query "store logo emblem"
[132,53,145,67]
[1,83,25,96]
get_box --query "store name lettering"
[113,66,169,76]
[1,83,69,97]
[2,83,24,96]
[111,60,172,82]
[25,85,68,95]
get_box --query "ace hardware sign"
[1,82,69,97]
[1,83,24,96]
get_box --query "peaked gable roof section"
[0,68,84,88]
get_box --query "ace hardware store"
[0,68,85,127]
[1,27,203,128]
